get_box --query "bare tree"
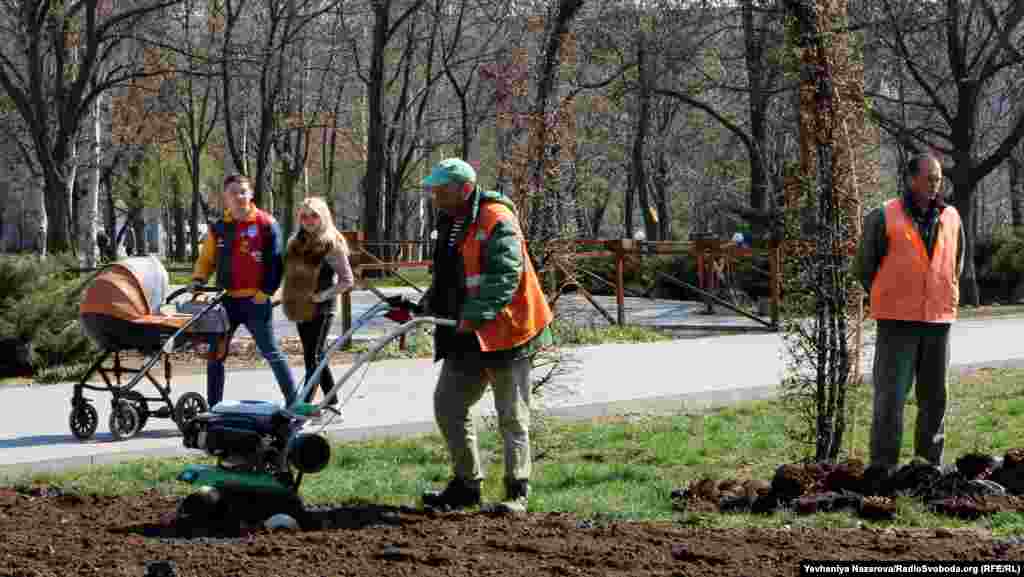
[218,0,342,207]
[522,0,584,245]
[651,0,794,241]
[355,0,428,258]
[0,0,184,254]
[170,0,222,259]
[1011,142,1024,228]
[435,0,515,158]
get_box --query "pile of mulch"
[671,448,1024,520]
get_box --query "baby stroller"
[72,256,230,441]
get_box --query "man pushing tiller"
[415,158,554,515]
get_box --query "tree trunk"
[190,146,202,260]
[65,157,78,255]
[654,153,672,240]
[624,165,634,238]
[974,178,984,242]
[950,159,980,306]
[80,94,102,268]
[1010,148,1023,228]
[743,0,771,238]
[362,1,388,262]
[173,178,186,262]
[280,160,300,242]
[104,172,116,261]
[323,115,338,217]
[132,208,147,256]
[524,0,584,247]
[163,208,172,258]
[633,37,657,242]
[127,159,146,256]
[42,173,72,254]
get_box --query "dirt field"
[2,485,1022,577]
[9,335,1022,575]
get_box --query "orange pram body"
[70,257,228,441]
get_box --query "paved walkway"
[1,298,1022,477]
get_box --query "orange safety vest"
[460,202,553,352]
[870,198,960,322]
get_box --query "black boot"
[422,478,482,511]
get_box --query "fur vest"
[282,231,338,321]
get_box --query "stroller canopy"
[79,256,170,321]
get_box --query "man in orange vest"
[416,158,554,514]
[855,153,964,469]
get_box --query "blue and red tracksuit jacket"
[192,206,284,299]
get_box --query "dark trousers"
[297,313,337,404]
[870,320,951,468]
[207,296,296,408]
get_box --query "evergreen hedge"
[0,254,98,380]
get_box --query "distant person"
[855,153,964,469]
[190,174,296,408]
[96,231,111,262]
[417,158,554,514]
[281,197,355,414]
[700,248,719,314]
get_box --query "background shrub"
[0,254,98,379]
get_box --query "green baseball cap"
[422,158,477,187]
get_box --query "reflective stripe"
[466,275,482,288]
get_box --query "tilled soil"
[34,335,1024,576]
[1,486,1022,577]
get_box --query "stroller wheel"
[174,392,208,433]
[109,400,142,441]
[119,390,149,432]
[69,403,99,441]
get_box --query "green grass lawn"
[7,366,1024,535]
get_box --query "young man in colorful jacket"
[854,153,965,469]
[417,158,553,514]
[190,174,296,408]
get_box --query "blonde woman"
[281,197,355,410]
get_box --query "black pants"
[296,313,337,405]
